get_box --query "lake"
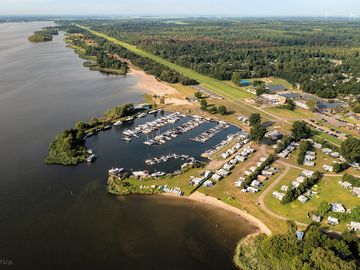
[0,21,257,270]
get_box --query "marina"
[143,116,207,146]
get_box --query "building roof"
[278,92,301,99]
[267,84,287,93]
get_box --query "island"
[28,28,58,42]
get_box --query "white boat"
[114,120,123,126]
[148,110,158,114]
[123,137,132,142]
[138,112,147,118]
[86,154,96,163]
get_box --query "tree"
[286,99,296,111]
[316,201,331,216]
[291,121,312,141]
[249,113,261,126]
[256,86,268,96]
[306,99,318,112]
[207,106,217,114]
[200,99,208,110]
[231,72,241,85]
[217,105,227,115]
[341,137,360,163]
[250,124,267,143]
[194,91,202,99]
[159,96,165,104]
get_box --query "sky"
[1,0,360,17]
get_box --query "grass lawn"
[263,107,315,120]
[263,169,359,232]
[249,77,295,90]
[312,129,343,147]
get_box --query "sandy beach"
[129,68,190,106]
[163,191,271,235]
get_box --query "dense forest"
[63,19,360,98]
[234,222,360,270]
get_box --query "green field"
[263,107,315,120]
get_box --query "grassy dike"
[77,25,254,100]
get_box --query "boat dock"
[143,116,207,146]
[190,121,230,143]
[122,112,185,141]
[145,153,195,165]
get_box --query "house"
[265,130,283,141]
[340,181,352,189]
[235,181,243,188]
[298,195,309,204]
[292,181,301,188]
[223,163,234,171]
[281,185,289,192]
[296,176,306,183]
[134,103,151,110]
[249,166,257,173]
[239,79,251,86]
[330,152,340,158]
[328,216,339,226]
[301,170,315,178]
[132,171,149,178]
[323,165,334,172]
[294,100,309,110]
[190,178,203,186]
[217,169,230,177]
[262,170,273,177]
[202,171,213,179]
[312,214,322,223]
[235,155,246,162]
[251,180,262,188]
[221,152,230,159]
[304,161,315,167]
[203,180,215,188]
[349,221,360,231]
[238,116,249,125]
[247,187,259,193]
[229,159,238,165]
[257,175,268,182]
[295,231,304,241]
[331,202,346,213]
[352,187,360,197]
[211,173,223,181]
[272,191,285,201]
[244,170,252,176]
[259,94,287,105]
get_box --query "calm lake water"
[0,21,257,270]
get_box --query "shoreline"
[162,191,272,235]
[129,67,190,106]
